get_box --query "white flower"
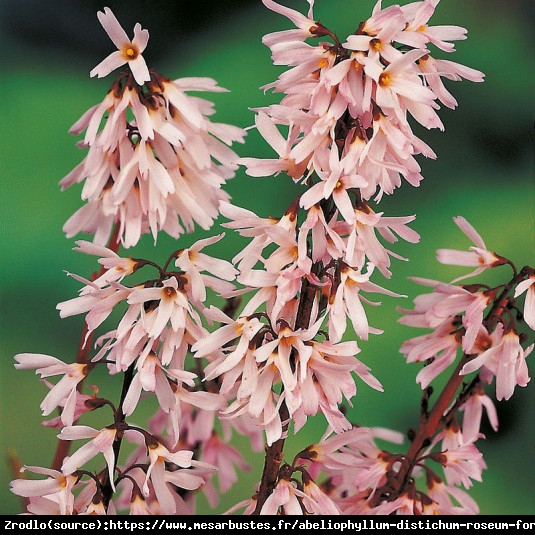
[436,216,505,282]
[514,275,535,330]
[60,426,118,490]
[90,7,150,85]
[14,353,89,423]
[10,466,78,516]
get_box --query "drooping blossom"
[10,466,78,516]
[436,216,506,282]
[461,325,532,401]
[59,425,119,490]
[459,383,499,443]
[301,477,342,515]
[398,277,493,357]
[198,433,251,508]
[260,478,305,515]
[14,353,91,425]
[514,274,535,330]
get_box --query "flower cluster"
[222,216,533,516]
[9,9,253,515]
[400,217,533,400]
[12,233,260,513]
[61,7,245,248]
[198,0,484,507]
[242,0,483,201]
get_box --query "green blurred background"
[1,0,533,515]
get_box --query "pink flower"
[219,200,284,273]
[399,0,469,53]
[174,234,238,305]
[355,111,436,200]
[344,206,419,277]
[459,384,499,443]
[426,481,479,515]
[145,442,193,488]
[193,312,264,367]
[291,339,382,432]
[238,112,310,181]
[10,466,77,516]
[253,320,319,393]
[363,48,442,130]
[344,9,405,63]
[323,51,368,116]
[128,486,153,515]
[350,493,417,515]
[57,277,131,339]
[41,384,96,428]
[141,441,214,514]
[417,56,484,109]
[435,428,486,489]
[309,426,403,473]
[301,478,342,515]
[127,277,190,339]
[514,274,535,330]
[73,240,138,288]
[300,146,367,224]
[328,263,402,343]
[14,353,90,423]
[260,478,305,515]
[199,433,251,507]
[261,0,316,48]
[225,496,258,515]
[461,325,532,401]
[399,319,461,389]
[306,426,404,511]
[298,205,345,266]
[122,351,177,416]
[90,8,150,85]
[399,278,492,354]
[222,379,283,446]
[436,216,505,282]
[60,425,118,490]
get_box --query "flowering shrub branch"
[9,0,533,516]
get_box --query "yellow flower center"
[122,44,139,61]
[379,72,391,87]
[370,38,382,51]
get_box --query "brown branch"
[101,364,135,508]
[252,402,290,514]
[252,276,318,514]
[393,352,471,488]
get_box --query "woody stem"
[252,275,317,514]
[392,280,520,495]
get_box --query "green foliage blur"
[1,0,533,515]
